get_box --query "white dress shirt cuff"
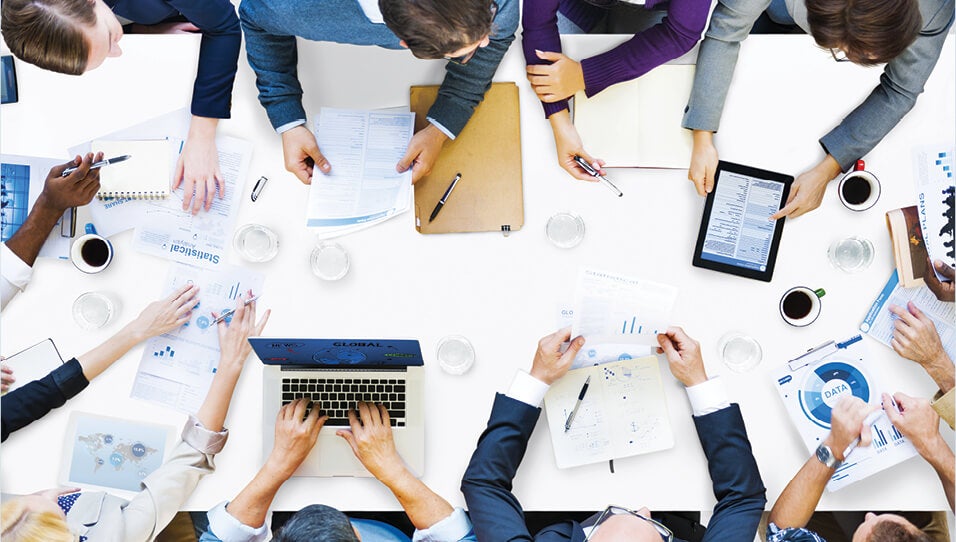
[275,119,306,134]
[426,117,457,140]
[2,243,32,290]
[506,370,550,408]
[685,377,731,417]
[412,507,473,541]
[207,501,269,542]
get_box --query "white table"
[1,32,954,521]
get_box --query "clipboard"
[410,82,523,235]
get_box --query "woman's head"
[1,0,123,75]
[1,493,74,542]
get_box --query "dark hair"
[868,520,932,542]
[274,505,359,542]
[805,0,922,66]
[1,0,95,75]
[379,0,495,59]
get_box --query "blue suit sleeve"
[695,404,767,542]
[1,358,89,442]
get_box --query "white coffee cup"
[779,286,826,327]
[71,223,113,273]
[838,160,881,211]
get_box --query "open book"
[573,64,694,169]
[544,356,673,468]
[886,206,927,287]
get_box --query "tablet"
[692,161,793,282]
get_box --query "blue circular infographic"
[109,452,125,467]
[103,434,113,444]
[799,360,870,429]
[131,442,147,457]
[196,316,211,330]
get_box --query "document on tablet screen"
[701,172,784,272]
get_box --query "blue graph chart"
[935,151,953,179]
[798,361,871,429]
[153,346,175,358]
[1,163,30,242]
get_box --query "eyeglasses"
[829,48,850,62]
[443,2,497,65]
[584,506,674,542]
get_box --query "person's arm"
[0,358,88,441]
[883,392,955,512]
[521,0,569,117]
[768,396,878,529]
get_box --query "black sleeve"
[1,358,88,441]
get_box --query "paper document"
[131,263,264,413]
[544,356,674,468]
[913,143,955,278]
[307,108,414,236]
[0,338,63,395]
[860,271,956,361]
[1,155,75,259]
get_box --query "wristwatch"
[815,443,842,469]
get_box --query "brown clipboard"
[410,82,523,235]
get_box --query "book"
[573,64,695,169]
[886,205,927,287]
[91,139,171,199]
[1,338,63,395]
[544,356,674,468]
[912,144,956,279]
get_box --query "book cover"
[886,205,927,287]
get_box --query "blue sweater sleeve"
[1,358,89,442]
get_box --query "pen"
[573,155,623,197]
[428,172,462,223]
[564,375,591,432]
[211,295,260,325]
[841,408,890,459]
[251,176,268,202]
[62,155,131,176]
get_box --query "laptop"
[251,338,425,477]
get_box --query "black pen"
[428,172,462,223]
[564,375,591,432]
[573,155,623,197]
[62,154,131,176]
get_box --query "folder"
[410,82,524,235]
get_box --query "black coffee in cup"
[81,238,110,267]
[782,290,813,320]
[841,176,871,206]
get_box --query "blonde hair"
[1,499,75,542]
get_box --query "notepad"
[1,338,64,394]
[573,64,695,169]
[91,140,171,199]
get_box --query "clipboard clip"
[786,334,863,372]
[501,225,511,238]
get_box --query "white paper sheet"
[131,263,264,413]
[913,143,956,279]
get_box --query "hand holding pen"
[61,154,130,176]
[39,153,104,213]
[573,155,622,197]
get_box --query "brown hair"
[868,520,932,542]
[1,0,96,75]
[1,499,75,542]
[379,0,495,59]
[805,0,922,66]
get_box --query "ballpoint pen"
[573,155,623,197]
[841,408,890,459]
[62,154,132,176]
[564,375,592,432]
[428,172,462,223]
[212,295,260,325]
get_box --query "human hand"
[396,124,448,184]
[126,284,200,342]
[37,152,104,212]
[267,398,327,478]
[826,396,878,459]
[549,111,605,182]
[882,392,944,456]
[656,327,707,387]
[923,258,955,302]
[1,363,14,393]
[526,50,585,103]
[281,126,330,184]
[129,22,200,34]
[770,156,841,220]
[529,328,585,385]
[172,118,223,215]
[889,302,946,366]
[213,291,271,374]
[337,402,405,483]
[688,131,718,196]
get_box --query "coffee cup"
[71,223,113,273]
[838,160,880,211]
[779,286,826,327]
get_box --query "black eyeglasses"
[829,48,850,62]
[443,2,497,65]
[584,506,674,542]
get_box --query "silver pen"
[62,154,131,176]
[573,156,622,197]
[212,295,260,325]
[564,375,592,432]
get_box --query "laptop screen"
[250,338,424,367]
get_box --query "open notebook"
[573,64,694,169]
[91,140,171,199]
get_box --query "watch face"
[816,445,835,467]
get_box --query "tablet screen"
[699,170,785,272]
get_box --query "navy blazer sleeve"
[695,404,767,542]
[1,358,88,442]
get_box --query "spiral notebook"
[91,139,171,199]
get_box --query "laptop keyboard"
[281,378,407,427]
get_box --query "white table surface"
[1,32,954,518]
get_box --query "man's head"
[1,0,123,75]
[852,513,932,542]
[588,507,668,541]
[805,0,921,66]
[274,504,360,542]
[379,0,495,61]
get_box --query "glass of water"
[546,212,585,248]
[718,332,762,373]
[437,335,476,375]
[311,242,350,281]
[72,292,118,330]
[233,224,279,262]
[827,236,874,273]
